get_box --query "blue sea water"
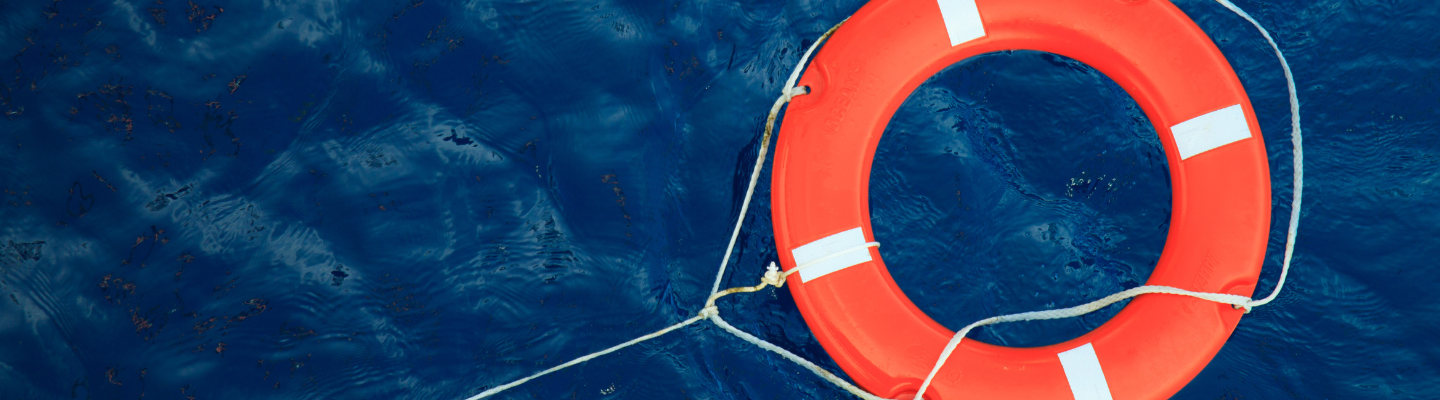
[1,0,1437,398]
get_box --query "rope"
[912,286,1255,397]
[912,2,1305,398]
[1213,0,1303,309]
[465,1,1301,398]
[461,311,713,400]
[710,18,850,297]
[709,314,890,400]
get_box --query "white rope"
[912,286,1253,397]
[913,2,1304,398]
[710,314,891,400]
[462,310,714,400]
[1213,0,1303,309]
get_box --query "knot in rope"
[698,305,720,319]
[702,262,791,312]
[781,86,810,102]
[760,262,785,288]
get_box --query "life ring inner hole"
[868,50,1173,348]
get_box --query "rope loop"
[781,85,810,102]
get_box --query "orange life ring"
[770,0,1271,399]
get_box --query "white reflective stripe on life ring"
[1171,104,1253,160]
[790,227,872,282]
[937,0,986,46]
[1058,342,1115,400]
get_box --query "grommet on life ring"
[770,0,1271,399]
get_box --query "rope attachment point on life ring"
[705,242,881,311]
